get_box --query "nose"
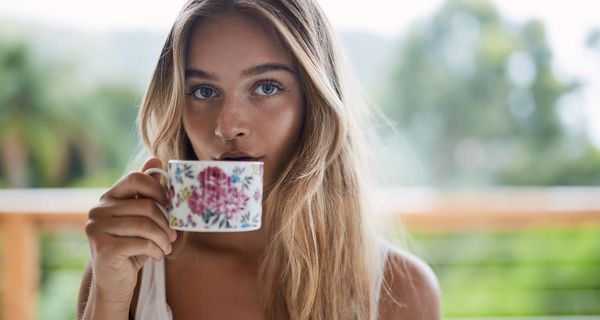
[214,97,250,141]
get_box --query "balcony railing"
[1,187,600,320]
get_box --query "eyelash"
[185,79,286,100]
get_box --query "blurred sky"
[1,0,599,147]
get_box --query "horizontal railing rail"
[1,187,600,320]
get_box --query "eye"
[195,86,216,99]
[253,80,284,96]
[186,85,218,100]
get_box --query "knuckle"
[156,245,166,257]
[126,172,145,186]
[158,231,169,245]
[84,220,96,236]
[162,236,172,251]
[88,205,104,220]
[99,188,114,202]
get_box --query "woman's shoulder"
[378,242,441,320]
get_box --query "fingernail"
[171,231,177,242]
[167,244,172,254]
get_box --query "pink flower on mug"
[254,189,261,202]
[168,185,175,209]
[187,166,250,223]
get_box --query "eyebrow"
[185,63,296,80]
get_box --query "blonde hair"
[139,0,388,318]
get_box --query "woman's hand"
[84,157,177,306]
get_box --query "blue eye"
[254,81,283,96]
[188,86,217,99]
[196,87,215,99]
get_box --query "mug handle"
[143,168,170,221]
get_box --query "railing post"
[3,213,38,320]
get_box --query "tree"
[0,38,71,187]
[380,0,600,187]
[0,35,139,187]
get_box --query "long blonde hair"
[139,0,388,318]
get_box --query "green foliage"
[0,31,140,187]
[412,227,600,316]
[380,0,600,187]
[38,233,89,320]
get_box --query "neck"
[167,227,269,265]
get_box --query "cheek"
[182,107,213,145]
[280,110,303,141]
[263,101,305,154]
[285,99,305,141]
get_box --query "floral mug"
[145,160,263,232]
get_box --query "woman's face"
[182,12,305,186]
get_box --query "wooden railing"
[1,187,600,320]
[0,189,100,320]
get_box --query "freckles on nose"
[214,99,250,140]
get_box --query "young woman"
[77,0,440,319]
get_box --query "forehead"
[186,12,293,71]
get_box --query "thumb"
[140,157,164,183]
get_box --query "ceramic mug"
[144,160,263,232]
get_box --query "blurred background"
[0,0,599,318]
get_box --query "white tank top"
[134,258,173,320]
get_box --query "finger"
[141,157,163,173]
[93,199,176,241]
[115,236,166,261]
[104,172,168,206]
[98,216,173,255]
[141,157,165,184]
[91,232,165,262]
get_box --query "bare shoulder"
[378,244,441,320]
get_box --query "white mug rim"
[167,159,263,166]
[170,224,261,233]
